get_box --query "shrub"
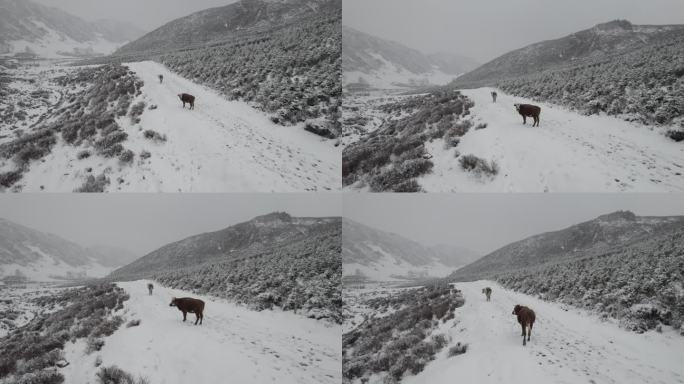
[459,154,499,178]
[77,150,91,160]
[75,174,109,193]
[96,365,148,384]
[0,170,22,188]
[85,337,104,354]
[667,130,684,142]
[13,369,64,384]
[139,150,151,159]
[447,342,468,357]
[143,130,166,143]
[125,320,140,328]
[118,150,134,164]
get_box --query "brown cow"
[170,297,205,325]
[514,103,541,127]
[512,304,535,346]
[482,287,492,301]
[147,283,154,295]
[178,93,195,110]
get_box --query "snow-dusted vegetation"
[342,90,475,191]
[158,14,342,137]
[0,284,129,384]
[0,64,142,191]
[497,28,684,134]
[343,283,465,383]
[153,222,342,323]
[495,226,684,333]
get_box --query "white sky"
[343,0,684,62]
[0,193,341,256]
[33,0,237,31]
[344,194,684,254]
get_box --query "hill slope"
[0,0,144,57]
[103,0,342,136]
[453,20,684,128]
[450,211,684,332]
[0,217,110,281]
[109,213,342,322]
[343,26,478,88]
[450,211,684,280]
[343,218,479,281]
[454,20,683,87]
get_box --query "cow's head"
[170,297,178,307]
[512,304,521,315]
[514,103,521,112]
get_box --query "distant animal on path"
[147,283,154,295]
[491,91,497,103]
[158,74,163,84]
[170,297,205,325]
[178,93,195,110]
[514,103,541,127]
[482,287,492,301]
[512,304,535,346]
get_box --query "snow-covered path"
[122,61,340,192]
[17,61,340,192]
[404,281,684,384]
[419,87,684,192]
[62,280,341,384]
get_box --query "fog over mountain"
[343,0,684,62]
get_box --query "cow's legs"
[528,322,533,341]
[520,323,526,336]
[535,116,539,127]
[194,313,199,325]
[522,116,526,125]
[182,311,187,322]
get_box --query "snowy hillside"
[0,0,145,58]
[109,213,342,322]
[398,280,684,384]
[0,282,340,384]
[450,210,684,280]
[450,211,684,332]
[454,20,683,87]
[103,0,342,137]
[342,85,684,192]
[343,218,479,281]
[61,281,341,384]
[0,217,111,281]
[454,20,684,130]
[343,26,478,89]
[0,61,339,192]
[422,87,684,192]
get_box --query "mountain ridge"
[452,19,684,88]
[0,0,145,57]
[449,210,684,281]
[343,218,480,281]
[109,212,341,280]
[343,25,479,88]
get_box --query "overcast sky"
[33,0,236,31]
[344,194,684,255]
[343,0,684,62]
[0,194,341,256]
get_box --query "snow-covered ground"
[403,280,684,384]
[419,87,684,192]
[61,280,341,384]
[16,61,341,192]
